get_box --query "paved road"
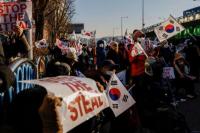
[177,81,200,133]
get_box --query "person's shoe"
[171,101,179,106]
[186,94,195,99]
[180,98,187,102]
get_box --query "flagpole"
[142,0,145,29]
[136,42,149,58]
[106,71,116,92]
[188,32,197,41]
[121,16,128,39]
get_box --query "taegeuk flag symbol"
[154,15,185,42]
[107,73,136,117]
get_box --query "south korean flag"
[154,15,185,42]
[107,73,136,117]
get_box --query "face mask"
[137,37,145,42]
[88,48,92,51]
[105,71,113,75]
[164,43,169,48]
[99,44,104,48]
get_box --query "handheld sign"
[162,67,175,79]
[0,1,32,32]
[22,76,109,132]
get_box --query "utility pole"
[121,16,128,38]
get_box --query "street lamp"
[121,16,128,38]
[142,0,145,29]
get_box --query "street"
[177,81,200,133]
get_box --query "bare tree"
[32,0,75,42]
[32,0,50,41]
[45,0,75,42]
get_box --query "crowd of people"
[0,26,200,133]
[36,29,200,133]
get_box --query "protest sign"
[0,1,32,32]
[162,67,176,79]
[107,73,136,117]
[22,76,109,132]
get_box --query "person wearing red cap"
[173,53,197,99]
[127,29,147,127]
[128,30,146,80]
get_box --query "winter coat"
[106,49,120,65]
[128,44,146,77]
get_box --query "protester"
[127,30,147,95]
[0,63,15,93]
[118,41,129,71]
[9,86,47,133]
[78,43,89,73]
[96,40,106,68]
[0,26,29,93]
[87,46,96,70]
[183,39,200,80]
[1,26,30,64]
[38,93,63,133]
[159,41,175,66]
[46,60,71,77]
[173,53,197,99]
[106,41,120,65]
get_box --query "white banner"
[154,15,185,42]
[22,76,109,133]
[0,1,32,32]
[107,74,136,117]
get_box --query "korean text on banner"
[107,73,136,117]
[22,76,109,133]
[0,1,32,32]
[154,15,185,42]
